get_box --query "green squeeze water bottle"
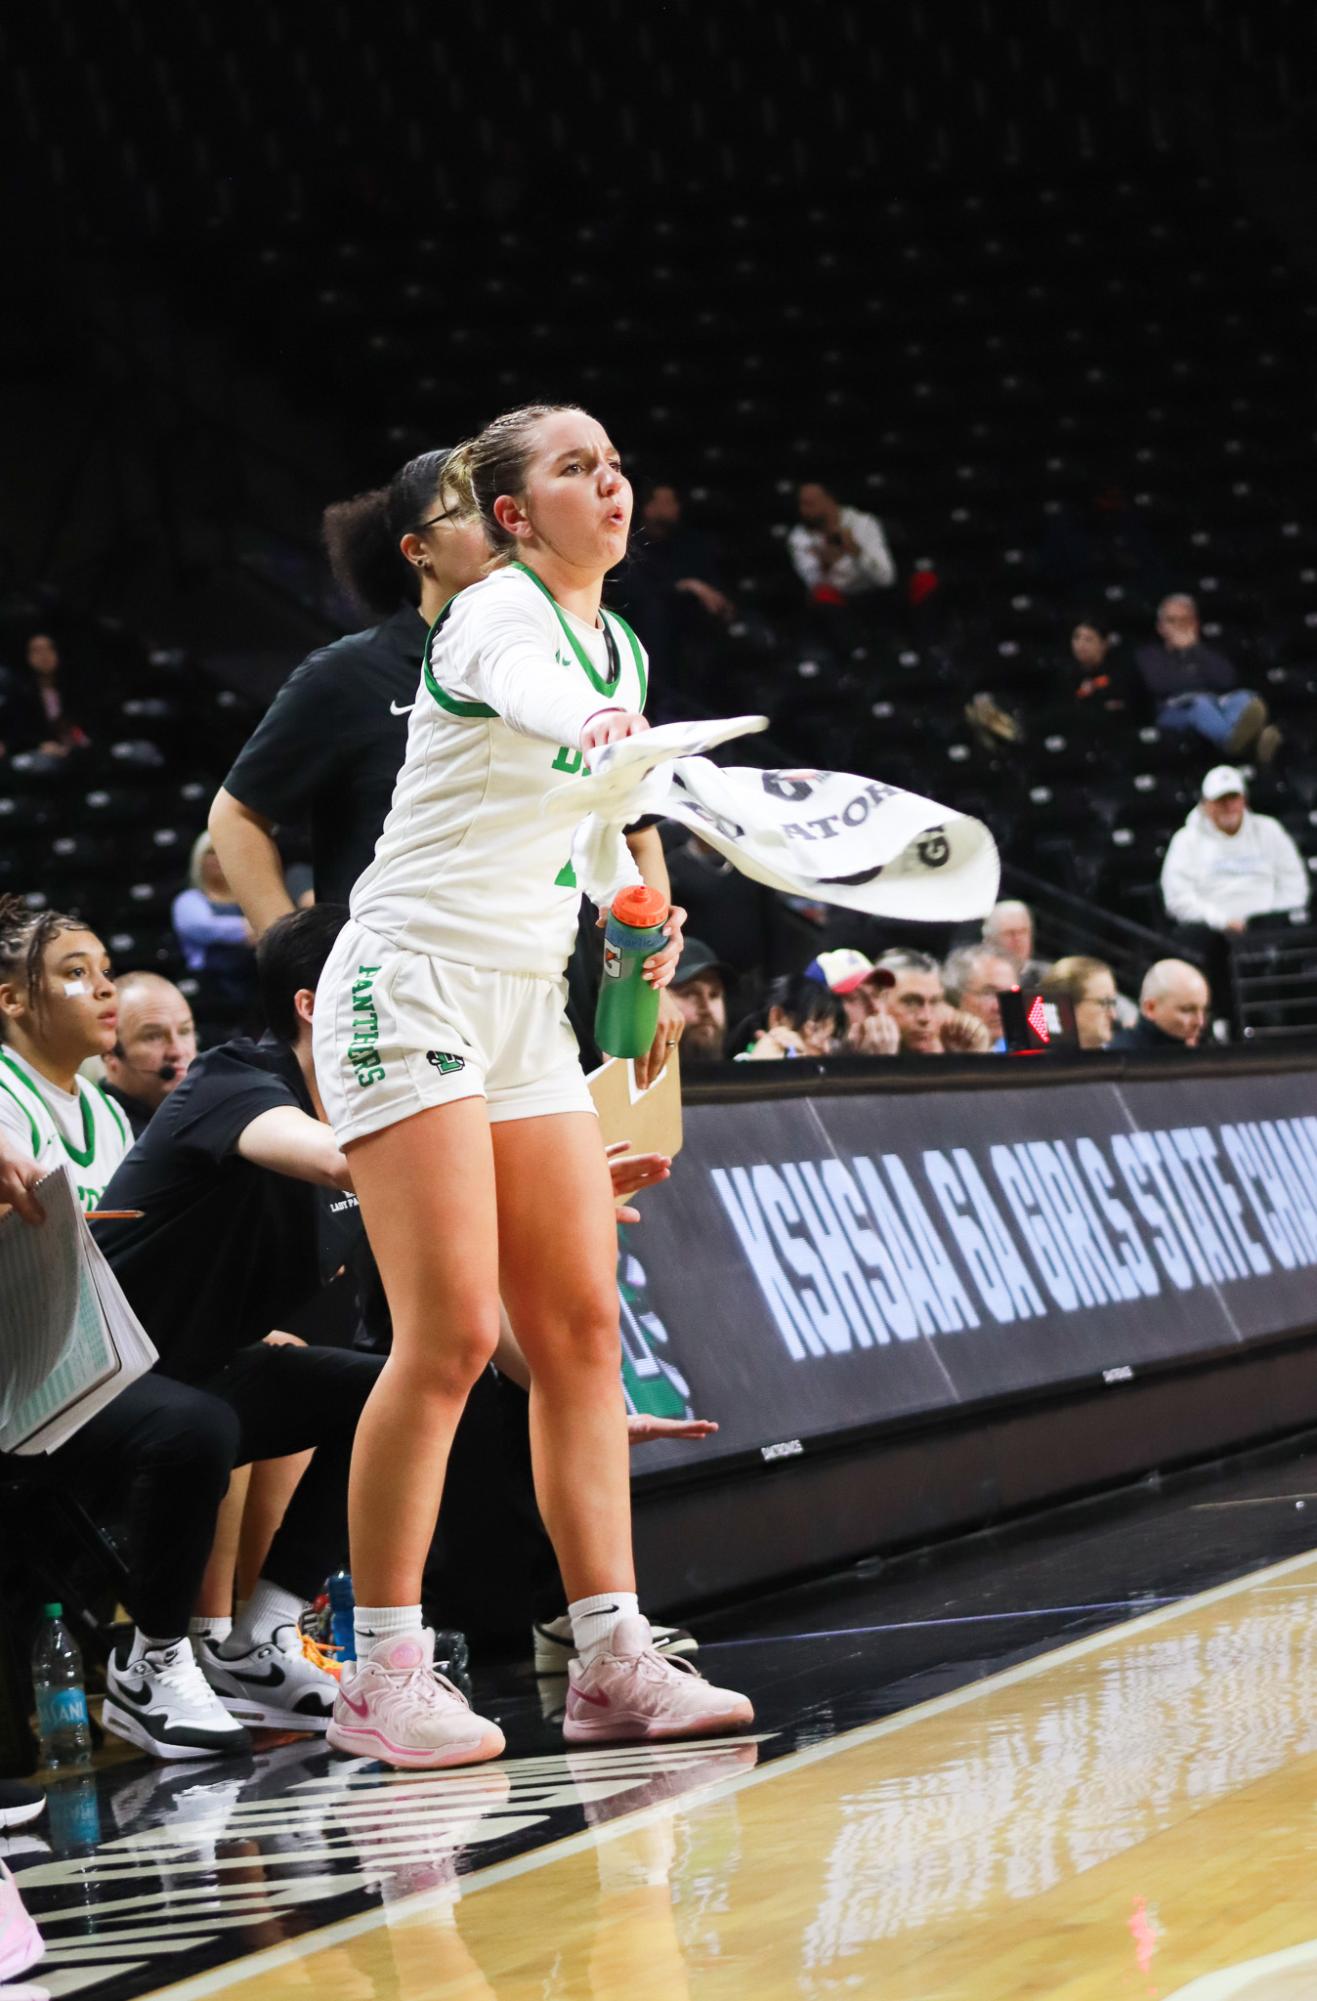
[596,885,670,1060]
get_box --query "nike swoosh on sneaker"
[572,1685,610,1709]
[219,1663,286,1689]
[340,1688,370,1718]
[389,700,414,715]
[114,1681,157,1709]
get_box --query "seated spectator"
[1067,618,1127,708]
[1161,765,1309,937]
[172,832,258,1025]
[805,948,899,1054]
[1,632,92,759]
[1110,959,1209,1052]
[669,938,732,1062]
[982,900,1050,987]
[872,949,992,1055]
[1041,955,1119,1051]
[737,973,841,1061]
[1134,595,1277,760]
[788,482,896,603]
[943,945,1017,1048]
[101,971,198,1136]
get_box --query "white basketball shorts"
[314,920,595,1148]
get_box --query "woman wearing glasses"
[1042,956,1120,1050]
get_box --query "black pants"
[44,1345,382,1638]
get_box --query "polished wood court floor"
[125,1544,1317,2001]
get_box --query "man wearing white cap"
[1160,766,1308,936]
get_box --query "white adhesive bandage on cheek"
[63,980,91,997]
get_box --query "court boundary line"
[144,1543,1317,2001]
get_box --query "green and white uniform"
[0,1047,130,1212]
[314,562,649,1147]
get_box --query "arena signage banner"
[622,1069,1317,1477]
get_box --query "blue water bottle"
[328,1571,356,1662]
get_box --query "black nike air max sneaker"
[198,1626,338,1733]
[103,1639,252,1760]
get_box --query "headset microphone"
[111,1042,178,1084]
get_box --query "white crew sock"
[219,1578,306,1658]
[189,1614,231,1646]
[354,1604,425,1653]
[569,1591,640,1663]
[129,1629,188,1666]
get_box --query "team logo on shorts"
[426,1050,466,1075]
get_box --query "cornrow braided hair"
[0,894,85,1035]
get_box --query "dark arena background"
[5,7,1317,1998]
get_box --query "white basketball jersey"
[0,1048,129,1212]
[349,563,648,978]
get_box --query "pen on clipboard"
[85,1210,144,1221]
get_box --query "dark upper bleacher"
[4,8,1317,1030]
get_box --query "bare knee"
[521,1296,621,1381]
[387,1312,501,1401]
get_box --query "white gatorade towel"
[546,715,1001,922]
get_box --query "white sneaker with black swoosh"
[199,1625,339,1732]
[103,1638,252,1761]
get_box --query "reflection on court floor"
[16,1738,764,1999]
[17,1547,1317,1997]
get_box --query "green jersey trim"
[0,1051,97,1167]
[422,600,497,719]
[0,1075,41,1158]
[608,608,648,712]
[95,1083,128,1147]
[512,561,639,701]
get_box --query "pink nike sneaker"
[0,1857,43,1983]
[563,1615,754,1744]
[326,1629,505,1770]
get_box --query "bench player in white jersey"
[314,403,753,1766]
[0,898,129,1212]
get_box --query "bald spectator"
[1111,960,1210,1052]
[1134,595,1277,760]
[982,901,1050,987]
[943,945,1016,1049]
[102,972,198,1136]
[1161,766,1308,936]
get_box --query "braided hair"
[0,895,87,1035]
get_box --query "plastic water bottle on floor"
[31,1605,92,1771]
[327,1572,356,1663]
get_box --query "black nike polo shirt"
[222,604,428,907]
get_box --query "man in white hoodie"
[1161,766,1308,936]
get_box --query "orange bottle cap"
[612,885,669,928]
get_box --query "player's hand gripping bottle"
[595,885,670,1060]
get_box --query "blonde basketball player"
[313,404,753,1766]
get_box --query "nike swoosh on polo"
[389,700,414,715]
